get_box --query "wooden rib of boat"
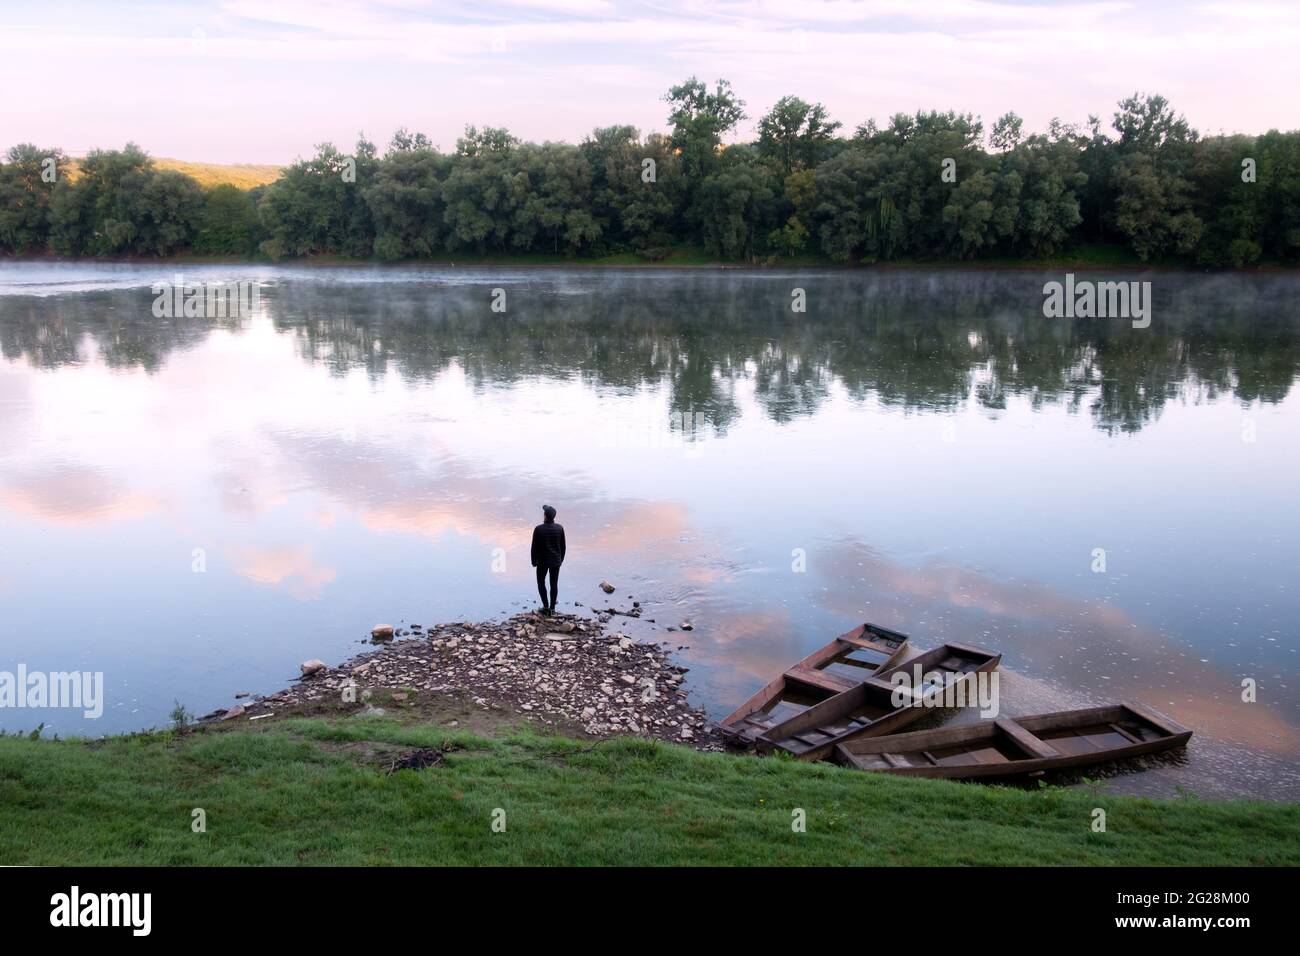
[718,623,910,746]
[756,641,1002,761]
[832,702,1191,780]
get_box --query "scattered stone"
[300,659,327,678]
[371,624,395,641]
[680,621,694,631]
[600,581,616,594]
[225,610,721,751]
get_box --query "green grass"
[284,242,1144,270]
[273,244,727,268]
[2,718,1296,866]
[33,239,1298,271]
[874,242,1148,270]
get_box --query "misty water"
[1,262,1297,799]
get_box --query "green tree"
[441,127,521,252]
[757,96,841,175]
[692,148,779,261]
[768,168,816,256]
[1252,130,1300,262]
[581,126,683,254]
[49,144,154,255]
[1110,94,1202,260]
[942,168,1014,258]
[856,110,988,258]
[364,143,450,259]
[193,184,263,256]
[136,169,204,255]
[812,146,903,262]
[990,112,1024,151]
[389,127,433,152]
[0,145,65,254]
[509,143,601,255]
[259,137,376,258]
[1188,135,1263,267]
[999,134,1086,257]
[46,144,202,256]
[663,76,746,223]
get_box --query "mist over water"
[1,263,1297,798]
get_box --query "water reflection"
[4,267,1300,435]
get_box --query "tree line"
[2,79,1298,268]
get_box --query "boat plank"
[995,718,1059,759]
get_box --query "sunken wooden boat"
[832,702,1191,780]
[756,641,1002,761]
[718,623,910,747]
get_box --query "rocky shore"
[204,610,723,750]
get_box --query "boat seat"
[1108,722,1143,744]
[786,663,854,694]
[789,732,828,746]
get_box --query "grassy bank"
[2,715,1296,866]
[16,241,1279,271]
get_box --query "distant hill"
[63,157,282,190]
[154,158,283,189]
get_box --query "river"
[1,261,1296,799]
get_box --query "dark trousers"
[536,564,560,609]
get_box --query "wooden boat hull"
[832,702,1192,780]
[718,623,910,746]
[757,641,1002,761]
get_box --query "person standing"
[530,504,566,615]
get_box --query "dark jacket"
[531,521,566,568]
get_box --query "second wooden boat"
[756,641,1002,760]
[718,623,910,746]
[832,702,1191,779]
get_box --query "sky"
[1,0,1298,164]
